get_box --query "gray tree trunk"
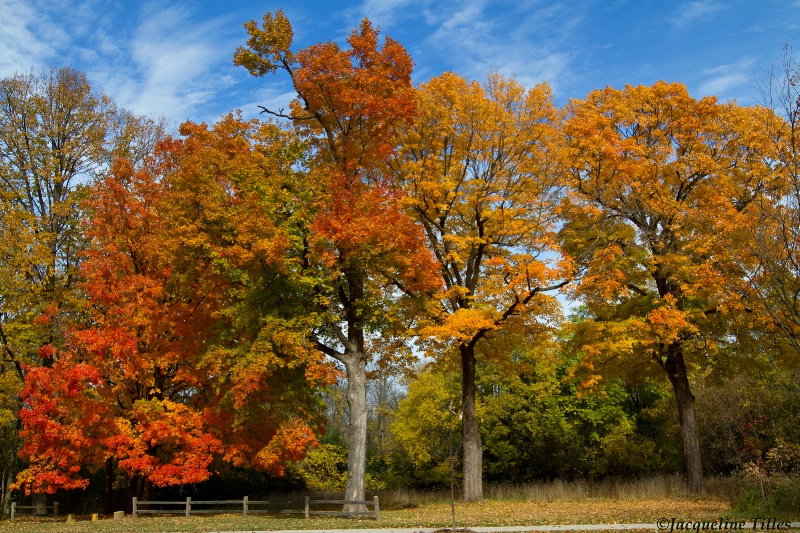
[460,343,483,502]
[664,344,706,495]
[33,493,47,515]
[2,460,12,516]
[343,354,368,512]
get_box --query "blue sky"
[1,0,798,127]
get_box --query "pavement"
[213,525,800,533]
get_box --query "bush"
[733,475,800,519]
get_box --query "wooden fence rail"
[132,495,379,520]
[10,501,59,522]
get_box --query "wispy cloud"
[697,57,757,102]
[1,0,247,123]
[83,2,247,123]
[0,0,63,76]
[123,4,233,116]
[422,1,579,92]
[671,1,726,27]
[358,0,427,27]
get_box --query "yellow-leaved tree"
[0,68,118,513]
[390,72,570,501]
[726,47,800,358]
[560,81,778,494]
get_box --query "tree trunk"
[343,354,368,512]
[142,478,151,502]
[2,454,15,516]
[664,343,706,495]
[124,478,134,514]
[33,492,47,515]
[460,343,483,502]
[103,458,113,515]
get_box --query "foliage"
[0,67,115,367]
[560,81,779,493]
[694,366,800,476]
[13,115,333,495]
[726,45,800,359]
[391,369,461,487]
[395,71,568,346]
[292,443,349,492]
[234,10,440,506]
[0,67,124,510]
[390,342,682,488]
[391,70,569,501]
[479,350,677,481]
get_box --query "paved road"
[214,524,800,533]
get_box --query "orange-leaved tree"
[560,81,777,494]
[14,119,333,507]
[160,114,335,478]
[14,153,223,502]
[234,11,440,506]
[390,72,570,501]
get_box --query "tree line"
[1,10,799,514]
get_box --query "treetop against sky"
[1,0,796,125]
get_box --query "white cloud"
[671,1,726,27]
[0,0,251,123]
[0,0,60,76]
[358,0,424,27]
[422,1,578,92]
[697,57,757,102]
[82,2,242,122]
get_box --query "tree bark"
[2,453,15,516]
[343,354,368,512]
[103,458,113,515]
[142,478,151,502]
[664,343,706,495]
[460,343,483,502]
[33,492,47,515]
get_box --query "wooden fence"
[132,495,379,520]
[10,501,59,522]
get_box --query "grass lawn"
[0,497,732,533]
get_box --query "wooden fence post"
[374,495,379,520]
[10,502,14,522]
[53,502,59,522]
[243,495,248,517]
[186,496,191,518]
[132,497,137,518]
[304,495,309,519]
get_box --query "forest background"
[1,4,800,520]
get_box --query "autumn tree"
[0,67,116,509]
[728,46,800,357]
[390,72,569,501]
[392,368,461,487]
[162,115,335,479]
[234,11,440,507]
[13,116,333,507]
[560,81,777,494]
